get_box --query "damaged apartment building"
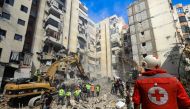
[0,0,97,91]
[0,0,32,91]
[96,15,125,78]
[128,0,180,76]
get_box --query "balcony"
[180,22,188,26]
[41,53,54,60]
[178,13,185,17]
[46,14,60,24]
[41,65,50,73]
[47,0,63,15]
[20,53,32,67]
[78,34,87,42]
[112,55,118,63]
[45,24,59,32]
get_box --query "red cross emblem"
[151,89,164,101]
[148,86,168,105]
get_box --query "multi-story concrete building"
[128,0,179,75]
[24,0,97,79]
[77,1,88,74]
[0,0,32,90]
[96,15,125,78]
[173,4,190,43]
[86,18,97,78]
[30,0,69,74]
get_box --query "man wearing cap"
[133,55,190,109]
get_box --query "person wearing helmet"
[132,55,190,109]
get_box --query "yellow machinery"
[3,55,88,99]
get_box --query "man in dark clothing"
[42,91,53,109]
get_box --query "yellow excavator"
[3,54,88,105]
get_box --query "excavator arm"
[45,55,88,81]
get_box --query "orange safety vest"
[91,85,95,91]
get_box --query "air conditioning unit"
[0,35,5,41]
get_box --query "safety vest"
[96,86,100,92]
[86,84,91,90]
[59,89,65,96]
[74,90,81,97]
[66,92,71,97]
[91,85,95,91]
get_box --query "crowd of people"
[40,82,101,109]
[111,78,125,98]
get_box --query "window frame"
[14,34,23,41]
[2,12,11,20]
[17,19,25,26]
[5,0,14,6]
[20,5,28,13]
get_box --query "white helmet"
[142,55,161,69]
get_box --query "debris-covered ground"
[0,78,133,109]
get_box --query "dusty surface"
[0,78,133,109]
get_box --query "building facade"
[173,4,190,43]
[96,15,125,78]
[0,0,32,90]
[128,0,179,75]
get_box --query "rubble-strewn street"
[1,0,190,109]
[1,78,132,109]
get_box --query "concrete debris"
[116,101,125,109]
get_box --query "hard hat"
[142,55,161,69]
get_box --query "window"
[179,16,187,23]
[0,29,6,36]
[142,42,146,46]
[2,12,10,20]
[96,47,101,52]
[181,26,190,33]
[177,8,184,14]
[14,34,22,41]
[0,0,4,7]
[5,0,14,6]
[17,19,25,26]
[0,48,2,58]
[142,54,147,58]
[20,5,28,13]
[112,51,115,55]
[141,31,144,35]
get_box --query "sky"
[80,0,190,23]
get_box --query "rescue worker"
[41,90,53,109]
[86,83,91,97]
[111,80,115,94]
[40,90,46,109]
[81,84,87,101]
[91,84,95,97]
[74,87,81,102]
[133,55,190,109]
[65,89,72,107]
[58,88,65,105]
[96,84,100,97]
[118,80,124,98]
